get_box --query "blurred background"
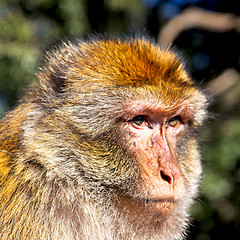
[0,0,240,239]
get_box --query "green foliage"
[0,0,90,115]
[0,2,38,113]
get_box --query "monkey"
[0,36,207,240]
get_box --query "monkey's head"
[26,37,207,227]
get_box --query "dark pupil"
[169,117,179,127]
[132,115,145,125]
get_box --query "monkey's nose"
[160,170,173,184]
[160,169,182,185]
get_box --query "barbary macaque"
[0,36,207,240]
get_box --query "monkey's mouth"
[140,197,176,205]
[143,198,175,203]
[138,197,178,214]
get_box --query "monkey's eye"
[131,115,146,126]
[167,117,181,128]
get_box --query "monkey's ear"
[36,67,67,99]
[39,46,72,95]
[48,69,67,94]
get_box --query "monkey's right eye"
[131,115,146,126]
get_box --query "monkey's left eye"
[167,117,181,128]
[131,115,146,126]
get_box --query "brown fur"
[0,36,207,239]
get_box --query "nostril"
[160,170,172,184]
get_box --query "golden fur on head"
[37,37,193,91]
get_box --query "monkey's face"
[115,94,202,217]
